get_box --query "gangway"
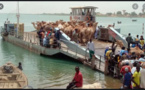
[59,31,101,60]
[108,27,128,48]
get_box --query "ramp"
[59,31,101,60]
[108,27,128,48]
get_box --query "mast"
[16,1,19,37]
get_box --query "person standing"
[131,64,141,89]
[123,67,132,89]
[120,47,126,56]
[140,35,144,50]
[87,39,95,61]
[104,47,109,59]
[126,33,133,49]
[105,47,112,75]
[37,27,44,45]
[94,26,99,39]
[66,66,83,89]
[73,29,79,43]
[139,54,145,62]
[135,35,139,44]
[140,63,145,89]
[120,62,131,76]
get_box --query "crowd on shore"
[104,33,145,89]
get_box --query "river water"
[0,13,145,88]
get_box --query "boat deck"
[3,31,122,74]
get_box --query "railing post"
[99,55,101,69]
[76,44,77,56]
[85,49,87,60]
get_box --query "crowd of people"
[37,26,61,48]
[104,33,145,89]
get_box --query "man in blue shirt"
[123,67,132,89]
[120,47,126,56]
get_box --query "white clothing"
[131,67,142,74]
[94,27,99,39]
[140,69,145,88]
[139,58,145,62]
[87,41,95,51]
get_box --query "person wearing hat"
[123,67,132,89]
[140,63,145,89]
[120,62,131,77]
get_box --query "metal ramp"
[59,31,102,60]
[108,27,128,48]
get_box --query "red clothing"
[120,65,131,76]
[73,71,83,87]
[47,31,50,36]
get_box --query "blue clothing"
[124,72,132,87]
[104,49,109,57]
[43,37,47,46]
[56,30,60,40]
[132,44,136,48]
[120,50,125,56]
[49,32,52,36]
[94,27,99,39]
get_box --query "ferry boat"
[0,5,128,74]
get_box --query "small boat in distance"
[0,62,28,89]
[132,19,137,22]
[117,21,121,24]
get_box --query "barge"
[0,6,128,74]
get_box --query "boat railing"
[23,32,40,45]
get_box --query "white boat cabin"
[70,6,98,22]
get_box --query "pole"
[143,23,144,36]
[16,1,19,37]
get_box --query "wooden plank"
[12,82,18,88]
[0,83,4,88]
[4,83,9,88]
[8,83,13,88]
[0,73,20,76]
[0,80,25,83]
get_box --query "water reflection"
[0,38,122,89]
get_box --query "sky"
[0,1,145,14]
